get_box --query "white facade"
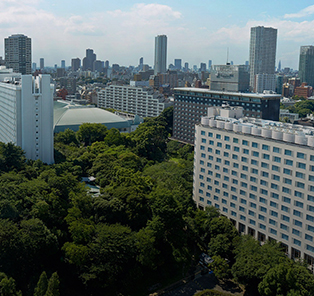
[0,74,54,164]
[194,106,314,267]
[154,35,167,75]
[97,85,172,118]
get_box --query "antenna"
[226,47,229,65]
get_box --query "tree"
[258,261,314,296]
[34,271,48,296]
[0,142,26,172]
[45,272,60,296]
[208,255,231,280]
[76,123,107,146]
[232,236,287,293]
[54,129,78,145]
[0,273,22,296]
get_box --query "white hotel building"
[0,70,54,164]
[97,84,173,118]
[194,106,314,268]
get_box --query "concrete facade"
[194,106,314,268]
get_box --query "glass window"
[294,201,303,208]
[284,149,292,156]
[293,210,302,217]
[233,138,238,143]
[232,154,238,160]
[224,136,230,141]
[259,214,265,221]
[260,224,266,230]
[281,215,290,222]
[241,157,248,163]
[273,147,281,153]
[225,144,231,150]
[270,201,278,208]
[262,144,269,151]
[250,176,257,183]
[272,165,280,172]
[285,159,293,166]
[252,142,258,148]
[263,154,270,160]
[306,234,313,241]
[251,160,258,165]
[282,187,291,194]
[281,234,289,240]
[251,168,258,174]
[294,220,303,227]
[297,152,305,159]
[297,162,306,169]
[284,178,292,185]
[201,138,206,143]
[262,171,269,177]
[233,163,239,168]
[252,151,259,157]
[242,140,248,146]
[295,182,305,189]
[280,168,289,177]
[281,205,290,213]
[224,160,230,166]
[273,156,281,163]
[216,134,221,139]
[282,196,291,203]
[208,132,213,137]
[270,210,278,217]
[243,149,249,154]
[272,193,279,199]
[261,162,269,168]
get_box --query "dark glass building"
[173,87,281,144]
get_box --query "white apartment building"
[0,74,54,164]
[194,106,314,268]
[97,85,173,118]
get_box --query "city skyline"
[1,1,314,69]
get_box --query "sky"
[1,0,314,69]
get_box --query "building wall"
[194,121,314,263]
[154,35,167,75]
[5,34,32,75]
[249,26,277,90]
[0,75,54,164]
[299,46,314,87]
[98,85,171,118]
[173,88,281,144]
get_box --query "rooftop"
[174,87,281,99]
[200,106,314,148]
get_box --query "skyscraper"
[71,58,81,71]
[154,35,167,75]
[5,34,31,74]
[174,59,182,70]
[249,26,277,91]
[40,58,44,70]
[82,49,96,71]
[61,60,65,69]
[299,46,314,87]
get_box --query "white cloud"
[284,5,314,19]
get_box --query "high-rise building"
[154,35,167,75]
[200,63,207,72]
[61,60,65,69]
[5,34,31,74]
[208,60,212,71]
[40,58,44,70]
[174,59,182,70]
[194,105,314,264]
[0,68,54,163]
[249,26,277,92]
[172,87,281,144]
[299,46,314,87]
[32,63,37,72]
[71,58,81,71]
[210,64,249,92]
[82,49,96,71]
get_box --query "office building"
[32,63,36,72]
[71,58,81,72]
[200,63,207,72]
[5,34,31,74]
[255,74,276,93]
[154,35,167,75]
[0,69,54,163]
[93,60,103,72]
[208,60,212,71]
[249,26,277,92]
[61,60,65,69]
[98,84,173,118]
[194,106,314,266]
[40,58,44,70]
[210,64,249,92]
[82,49,96,71]
[174,59,182,70]
[299,46,314,87]
[173,87,281,144]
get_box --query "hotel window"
[297,162,306,169]
[297,152,305,159]
[262,144,269,151]
[284,149,292,156]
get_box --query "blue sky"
[1,0,314,69]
